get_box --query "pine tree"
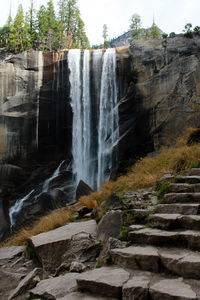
[10,4,25,52]
[129,14,144,40]
[57,0,66,48]
[150,22,161,39]
[0,15,13,48]
[23,12,32,49]
[46,0,57,50]
[37,5,48,50]
[57,0,89,49]
[28,0,37,48]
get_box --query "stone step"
[165,193,200,204]
[149,278,197,300]
[175,176,200,184]
[169,183,200,193]
[77,267,198,300]
[58,292,116,299]
[111,245,160,273]
[148,214,181,230]
[128,227,200,250]
[126,208,154,223]
[123,271,197,300]
[76,267,130,298]
[111,245,200,279]
[189,168,200,176]
[156,203,200,215]
[149,214,200,230]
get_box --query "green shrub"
[122,211,135,226]
[120,226,130,241]
[157,184,170,204]
[129,68,139,84]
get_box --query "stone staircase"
[74,169,200,299]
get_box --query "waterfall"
[9,48,119,228]
[42,160,65,192]
[68,48,119,191]
[9,190,35,227]
[68,49,93,188]
[97,49,119,188]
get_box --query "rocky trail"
[2,169,200,299]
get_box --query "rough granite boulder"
[76,180,94,201]
[97,210,122,242]
[27,220,97,273]
[30,273,80,299]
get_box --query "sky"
[1,0,200,45]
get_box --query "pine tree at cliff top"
[10,4,25,52]
[0,0,90,52]
[58,0,89,49]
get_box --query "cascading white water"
[68,48,119,191]
[8,48,119,231]
[42,160,65,192]
[97,48,119,188]
[9,189,34,227]
[68,49,93,188]
[9,159,66,227]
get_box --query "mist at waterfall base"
[9,48,119,228]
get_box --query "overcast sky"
[1,0,200,45]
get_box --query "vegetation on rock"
[0,0,89,52]
[1,127,200,247]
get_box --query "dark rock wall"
[38,51,72,162]
[0,38,200,181]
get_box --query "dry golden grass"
[1,127,200,247]
[1,207,73,247]
[80,128,200,207]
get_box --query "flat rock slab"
[178,215,200,230]
[0,246,25,261]
[123,275,150,300]
[111,245,200,279]
[58,292,116,299]
[149,214,200,230]
[175,176,200,184]
[30,273,80,299]
[149,214,180,230]
[156,204,200,215]
[29,220,97,247]
[179,230,200,250]
[129,227,200,250]
[28,220,97,272]
[158,247,200,279]
[129,208,154,222]
[150,279,197,299]
[189,169,200,176]
[129,225,146,230]
[111,246,160,272]
[129,228,179,247]
[165,193,200,204]
[169,183,200,193]
[77,267,130,298]
[9,268,41,299]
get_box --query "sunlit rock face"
[127,37,200,151]
[0,51,43,160]
[0,37,200,188]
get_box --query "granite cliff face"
[126,37,200,152]
[0,37,200,238]
[115,37,200,168]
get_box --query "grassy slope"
[1,128,200,247]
